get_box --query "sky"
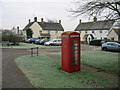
[0,0,90,31]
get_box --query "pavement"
[2,48,34,88]
[0,48,2,89]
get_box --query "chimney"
[29,19,31,23]
[59,20,61,24]
[93,17,97,22]
[17,26,19,35]
[79,19,81,24]
[34,17,37,22]
[41,18,43,22]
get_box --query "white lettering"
[70,35,79,37]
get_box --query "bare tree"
[46,18,58,23]
[69,0,120,19]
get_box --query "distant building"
[107,19,120,41]
[23,17,64,39]
[75,17,116,44]
[11,26,20,35]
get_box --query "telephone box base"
[62,69,80,73]
[62,67,80,73]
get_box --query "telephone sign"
[61,31,81,72]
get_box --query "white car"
[44,39,61,46]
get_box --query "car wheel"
[49,44,52,46]
[102,47,107,51]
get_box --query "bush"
[2,30,23,46]
[89,39,102,46]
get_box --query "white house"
[107,19,120,41]
[75,17,116,44]
[11,26,20,35]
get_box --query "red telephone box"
[61,31,81,72]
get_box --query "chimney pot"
[59,20,61,23]
[34,17,37,22]
[41,18,43,22]
[79,19,81,24]
[94,17,97,22]
[17,26,19,34]
[29,19,31,23]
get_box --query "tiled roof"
[75,19,115,31]
[23,22,64,31]
[38,22,64,31]
[23,22,34,30]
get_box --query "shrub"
[2,30,23,46]
[89,39,102,46]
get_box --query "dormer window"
[55,31,58,33]
[100,30,102,33]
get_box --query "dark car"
[101,42,120,52]
[35,39,42,44]
[25,38,38,43]
[25,38,32,43]
[39,39,49,45]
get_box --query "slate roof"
[38,22,64,31]
[114,29,120,36]
[23,22,64,31]
[75,19,115,31]
[23,22,34,30]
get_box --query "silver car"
[101,42,120,52]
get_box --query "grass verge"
[81,50,119,73]
[1,43,61,49]
[15,54,118,88]
[50,50,119,73]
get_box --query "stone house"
[23,17,64,40]
[107,29,120,41]
[75,17,115,44]
[107,19,120,41]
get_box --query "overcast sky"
[0,0,89,31]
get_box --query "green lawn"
[50,50,119,73]
[1,43,61,49]
[15,54,118,88]
[81,50,119,73]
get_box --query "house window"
[48,31,50,33]
[92,30,94,33]
[100,30,102,33]
[111,37,114,41]
[104,38,107,40]
[85,31,87,33]
[39,30,42,33]
[55,31,58,33]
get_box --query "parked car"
[44,39,61,46]
[39,39,49,45]
[25,38,39,43]
[35,39,42,44]
[25,38,32,43]
[101,42,120,52]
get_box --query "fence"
[31,47,39,57]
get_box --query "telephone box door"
[61,31,80,72]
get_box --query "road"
[2,48,34,88]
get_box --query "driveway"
[2,48,33,88]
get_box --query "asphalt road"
[2,48,34,88]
